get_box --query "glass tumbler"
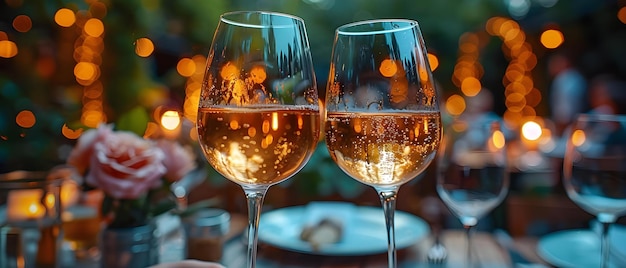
[0,169,65,268]
[183,208,230,262]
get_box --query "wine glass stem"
[244,187,268,268]
[377,188,399,268]
[464,224,474,268]
[600,221,611,268]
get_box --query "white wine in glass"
[197,11,320,268]
[324,19,441,268]
[563,113,626,268]
[437,119,509,267]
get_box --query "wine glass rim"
[220,10,304,28]
[336,19,418,35]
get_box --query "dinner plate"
[537,228,626,268]
[258,202,429,255]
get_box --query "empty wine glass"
[324,19,441,267]
[196,11,320,268]
[563,113,626,268]
[436,119,509,267]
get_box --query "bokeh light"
[62,124,83,139]
[161,110,181,130]
[445,94,466,116]
[427,53,439,71]
[521,120,542,141]
[571,129,586,147]
[461,77,481,97]
[12,15,32,33]
[74,62,97,81]
[618,7,626,24]
[84,18,104,37]
[540,29,564,49]
[176,58,196,77]
[16,110,36,128]
[0,40,18,58]
[55,8,76,27]
[379,59,398,77]
[135,37,154,57]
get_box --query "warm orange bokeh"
[55,8,76,27]
[16,110,36,128]
[177,58,196,77]
[84,18,104,37]
[540,29,564,49]
[12,15,32,33]
[135,37,154,57]
[0,40,18,58]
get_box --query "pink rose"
[67,124,113,174]
[156,139,197,182]
[84,129,167,199]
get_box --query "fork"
[427,228,448,265]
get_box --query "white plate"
[537,228,626,268]
[258,202,429,255]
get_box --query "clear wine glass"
[563,113,626,268]
[324,19,441,267]
[196,11,320,268]
[436,119,509,267]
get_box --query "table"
[69,213,550,267]
[220,214,550,268]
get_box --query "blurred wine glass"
[436,119,509,267]
[563,113,626,268]
[196,11,320,268]
[324,19,441,268]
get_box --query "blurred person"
[548,52,588,136]
[462,88,498,122]
[461,88,514,140]
[588,74,626,115]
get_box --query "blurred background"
[1,0,625,236]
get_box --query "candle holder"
[0,168,66,268]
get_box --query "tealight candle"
[7,189,45,221]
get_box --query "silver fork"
[427,228,448,265]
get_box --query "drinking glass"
[436,119,509,267]
[197,11,319,268]
[324,19,441,267]
[563,113,626,268]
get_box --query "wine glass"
[563,113,626,268]
[196,11,319,268]
[436,119,509,267]
[324,19,441,267]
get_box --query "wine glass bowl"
[436,119,509,266]
[563,113,626,268]
[324,19,441,267]
[196,11,319,268]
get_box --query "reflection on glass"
[563,113,626,268]
[324,19,441,268]
[196,11,319,268]
[437,119,509,267]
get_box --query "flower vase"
[100,223,159,268]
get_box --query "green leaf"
[115,106,149,136]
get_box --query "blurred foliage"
[0,0,623,198]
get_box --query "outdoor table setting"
[219,205,529,268]
[2,2,626,268]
